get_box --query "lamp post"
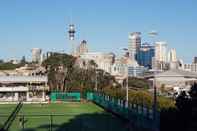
[122,48,129,107]
[95,69,98,91]
[148,31,158,131]
[126,66,129,107]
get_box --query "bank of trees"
[43,53,197,131]
[43,53,175,111]
[0,56,27,70]
[123,77,150,90]
[42,53,119,92]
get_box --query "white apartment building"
[155,42,167,62]
[111,57,146,78]
[80,52,115,73]
[168,48,177,62]
[183,63,197,73]
[32,48,42,63]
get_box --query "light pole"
[95,69,98,91]
[126,65,129,107]
[122,48,129,107]
[148,31,158,131]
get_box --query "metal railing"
[92,93,160,131]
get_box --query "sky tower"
[68,24,76,55]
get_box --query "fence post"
[22,115,24,131]
[50,114,53,131]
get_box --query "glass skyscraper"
[137,43,155,69]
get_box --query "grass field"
[0,102,128,131]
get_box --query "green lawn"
[0,102,128,131]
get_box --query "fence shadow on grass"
[19,112,131,131]
[55,113,130,131]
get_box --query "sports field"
[0,102,128,131]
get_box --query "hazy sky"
[0,0,197,63]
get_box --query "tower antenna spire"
[68,10,76,56]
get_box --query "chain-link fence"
[92,92,160,131]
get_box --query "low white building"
[0,75,49,103]
[152,69,197,89]
[182,63,197,73]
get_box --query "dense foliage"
[161,83,197,131]
[0,56,27,70]
[43,53,197,131]
[103,87,175,109]
[43,53,175,112]
[125,77,150,89]
[42,53,118,92]
[0,62,23,70]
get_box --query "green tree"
[0,62,21,70]
[42,53,76,91]
[123,77,150,90]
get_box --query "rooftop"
[156,69,197,78]
[0,76,48,83]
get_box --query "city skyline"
[0,0,197,63]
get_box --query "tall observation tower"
[68,24,76,55]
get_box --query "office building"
[168,48,177,62]
[126,57,147,77]
[76,40,88,56]
[168,48,179,69]
[154,42,167,70]
[137,43,155,69]
[155,42,167,62]
[193,57,197,63]
[31,48,42,63]
[128,32,141,61]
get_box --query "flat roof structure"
[155,69,197,78]
[0,76,48,83]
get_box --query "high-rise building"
[155,42,167,62]
[76,40,88,56]
[168,48,177,62]
[168,48,179,70]
[137,43,155,69]
[154,42,167,70]
[128,32,141,61]
[31,48,42,63]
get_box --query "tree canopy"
[42,53,118,92]
[123,77,150,90]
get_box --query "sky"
[0,0,197,63]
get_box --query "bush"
[124,77,150,89]
[102,87,175,110]
[0,62,22,70]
